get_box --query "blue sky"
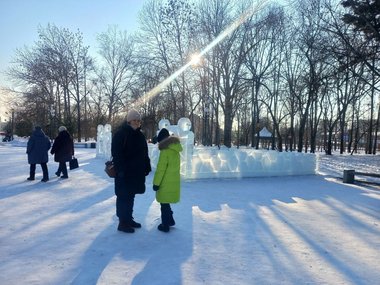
[0,0,146,88]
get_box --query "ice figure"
[102,118,316,179]
[96,125,104,158]
[156,118,194,179]
[177,118,194,178]
[189,147,316,179]
[158,119,170,130]
[96,124,112,159]
[104,124,112,159]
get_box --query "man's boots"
[117,221,135,233]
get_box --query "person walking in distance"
[50,126,74,179]
[111,109,151,233]
[26,126,51,182]
[153,128,183,232]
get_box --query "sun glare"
[133,0,269,110]
[190,53,202,66]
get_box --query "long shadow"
[0,147,96,200]
[2,146,379,284]
[269,205,374,285]
[172,175,380,284]
[0,150,116,247]
[67,178,193,285]
[130,185,193,284]
[69,223,134,284]
[0,180,47,199]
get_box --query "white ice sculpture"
[177,118,194,178]
[96,125,104,158]
[96,124,112,159]
[105,118,317,180]
[158,119,170,130]
[189,147,316,179]
[104,124,112,159]
[155,118,195,178]
[149,117,316,180]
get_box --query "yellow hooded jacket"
[153,136,183,203]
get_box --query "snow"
[0,143,379,285]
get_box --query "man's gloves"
[153,185,159,191]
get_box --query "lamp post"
[204,104,210,146]
[366,102,371,153]
[10,108,14,140]
[50,105,55,140]
[202,93,214,146]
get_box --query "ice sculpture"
[98,118,316,180]
[156,118,195,178]
[96,124,112,159]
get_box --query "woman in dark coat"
[26,126,51,182]
[111,109,151,233]
[51,126,74,179]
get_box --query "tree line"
[4,0,380,154]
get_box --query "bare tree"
[37,24,91,141]
[9,24,92,140]
[198,0,254,147]
[159,0,196,118]
[136,0,197,127]
[325,0,380,154]
[195,0,234,146]
[136,0,179,124]
[244,5,286,150]
[96,25,136,123]
[291,0,331,152]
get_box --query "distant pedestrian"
[26,126,51,182]
[51,126,74,179]
[153,128,183,232]
[111,109,152,233]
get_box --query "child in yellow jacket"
[153,128,183,232]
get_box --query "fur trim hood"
[158,136,182,152]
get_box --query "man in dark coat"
[111,109,151,233]
[26,126,51,182]
[51,126,74,179]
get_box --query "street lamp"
[49,105,55,139]
[204,96,213,146]
[10,108,14,140]
[204,105,209,146]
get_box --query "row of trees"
[4,0,380,154]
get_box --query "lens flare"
[190,53,202,66]
[133,0,269,110]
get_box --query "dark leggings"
[160,203,174,225]
[57,161,68,177]
[116,192,136,223]
[30,163,48,179]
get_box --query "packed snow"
[0,142,379,285]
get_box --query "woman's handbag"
[105,160,116,178]
[69,157,79,170]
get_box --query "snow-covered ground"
[0,144,379,285]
